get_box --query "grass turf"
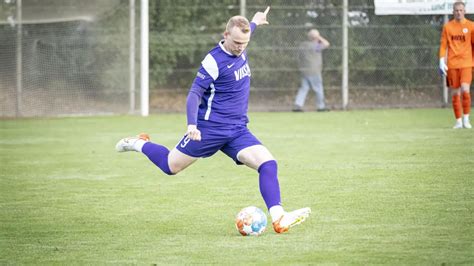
[1,109,473,264]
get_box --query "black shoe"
[317,108,330,112]
[292,108,303,112]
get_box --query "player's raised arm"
[251,6,270,26]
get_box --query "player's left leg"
[222,128,311,234]
[237,145,311,233]
[459,67,472,129]
[461,84,471,129]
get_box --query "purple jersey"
[188,23,256,126]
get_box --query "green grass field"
[1,109,473,264]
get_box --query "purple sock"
[141,142,174,175]
[258,160,281,209]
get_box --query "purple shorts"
[176,123,261,164]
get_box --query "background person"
[293,29,330,112]
[439,1,473,129]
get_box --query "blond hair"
[453,1,465,9]
[226,16,250,33]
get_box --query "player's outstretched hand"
[251,6,270,26]
[187,124,201,141]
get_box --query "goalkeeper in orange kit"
[439,1,473,129]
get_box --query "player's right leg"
[448,70,463,129]
[167,148,198,173]
[452,90,463,129]
[115,134,197,175]
[115,133,150,152]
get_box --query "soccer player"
[115,7,311,233]
[439,1,473,129]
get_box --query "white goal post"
[140,0,149,117]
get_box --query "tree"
[149,0,237,89]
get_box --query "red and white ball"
[235,206,267,236]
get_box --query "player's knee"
[257,160,277,173]
[167,148,197,175]
[168,159,195,175]
[167,162,180,175]
[165,169,176,175]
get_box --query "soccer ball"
[235,206,267,236]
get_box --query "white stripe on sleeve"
[202,54,219,80]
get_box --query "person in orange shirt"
[439,1,473,129]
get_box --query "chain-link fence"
[1,0,470,117]
[0,0,133,117]
[151,0,460,113]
